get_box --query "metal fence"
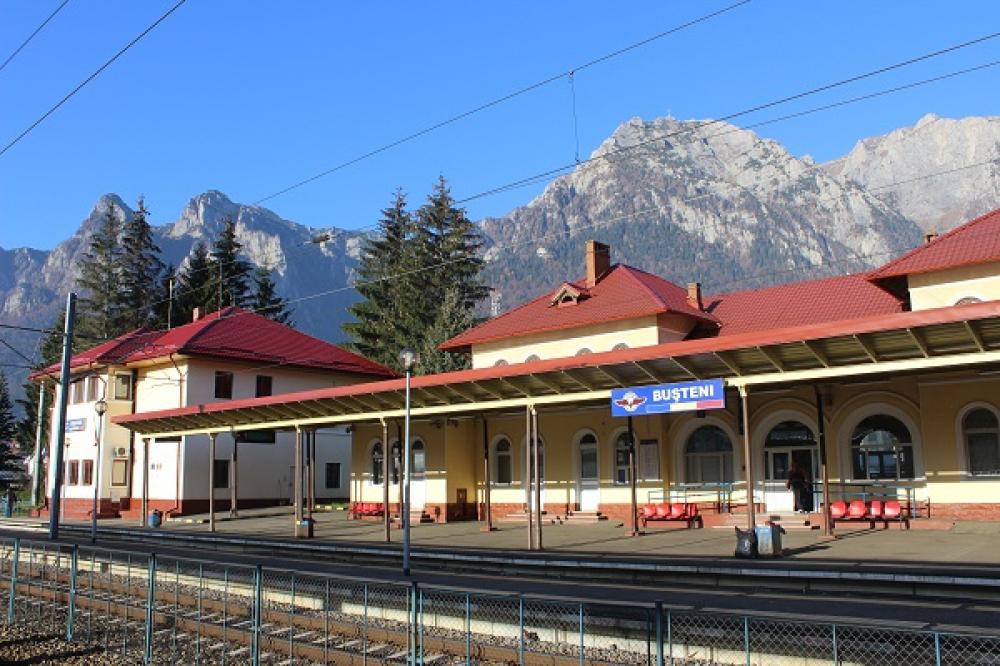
[0,535,997,665]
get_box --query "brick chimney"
[687,281,703,311]
[192,307,202,322]
[585,240,611,287]
[923,230,938,244]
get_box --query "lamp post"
[399,347,419,576]
[91,398,107,543]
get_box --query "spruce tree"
[252,265,293,325]
[76,202,125,340]
[210,216,253,309]
[344,190,418,370]
[0,372,23,487]
[119,197,165,330]
[175,242,216,323]
[419,287,475,374]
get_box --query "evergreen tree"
[419,287,475,374]
[76,202,125,340]
[175,242,216,323]
[119,197,165,329]
[344,190,418,369]
[0,372,23,488]
[210,216,253,309]
[252,265,293,325]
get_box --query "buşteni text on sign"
[611,379,725,417]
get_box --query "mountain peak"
[90,193,130,220]
[914,112,940,129]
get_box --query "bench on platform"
[830,499,909,529]
[640,502,703,529]
[349,502,385,520]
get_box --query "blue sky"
[1,1,998,250]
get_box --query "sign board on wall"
[65,418,87,433]
[611,379,725,417]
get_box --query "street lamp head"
[399,347,419,372]
[94,399,108,416]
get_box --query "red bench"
[830,499,909,529]
[640,502,703,529]
[349,502,385,519]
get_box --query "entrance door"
[764,447,816,512]
[410,440,426,511]
[578,434,599,511]
[525,439,545,510]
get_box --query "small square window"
[70,379,84,405]
[214,371,234,400]
[255,375,273,398]
[113,374,132,400]
[325,462,341,489]
[213,460,229,489]
[111,459,128,486]
[82,460,94,485]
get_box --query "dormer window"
[551,282,589,308]
[955,297,982,306]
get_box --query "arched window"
[525,354,541,363]
[964,408,1000,476]
[612,343,630,352]
[412,439,426,475]
[955,296,983,306]
[370,443,383,485]
[493,359,509,367]
[494,438,513,485]
[764,421,816,481]
[576,348,592,356]
[579,433,598,480]
[850,415,915,479]
[685,425,733,483]
[614,432,632,485]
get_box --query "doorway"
[762,421,818,512]
[577,433,599,511]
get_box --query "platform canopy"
[113,301,1000,437]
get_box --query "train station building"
[94,207,1000,532]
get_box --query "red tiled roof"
[32,307,396,380]
[440,264,719,350]
[704,273,904,336]
[869,207,1000,280]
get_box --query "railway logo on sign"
[611,379,725,417]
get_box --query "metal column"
[208,433,217,532]
[230,432,239,519]
[525,404,534,550]
[48,292,76,540]
[532,407,542,551]
[815,385,833,537]
[293,428,302,537]
[381,419,390,542]
[482,416,493,531]
[31,384,46,507]
[140,437,150,527]
[628,415,639,537]
[740,387,755,531]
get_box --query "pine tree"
[175,242,215,323]
[344,190,417,369]
[419,287,475,373]
[0,372,23,488]
[210,216,253,309]
[76,202,125,340]
[119,197,165,330]
[252,265,293,325]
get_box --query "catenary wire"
[0,0,72,75]
[0,0,188,158]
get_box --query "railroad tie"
[386,650,409,661]
[228,647,250,657]
[293,631,314,640]
[206,642,226,652]
[338,639,361,650]
[311,636,327,645]
[364,643,388,654]
[154,628,173,636]
[231,619,253,629]
[422,655,447,664]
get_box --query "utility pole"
[30,383,46,506]
[49,292,76,540]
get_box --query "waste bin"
[755,522,785,557]
[734,526,757,558]
[148,510,162,528]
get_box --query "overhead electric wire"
[0,0,188,158]
[251,0,751,205]
[0,0,72,75]
[0,337,38,366]
[456,31,1000,204]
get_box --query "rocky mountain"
[479,116,922,308]
[824,113,1000,232]
[2,113,997,404]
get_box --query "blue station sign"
[65,418,87,433]
[611,379,726,417]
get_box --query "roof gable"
[869,207,1000,281]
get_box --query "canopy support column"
[532,406,542,551]
[230,432,239,519]
[628,415,640,537]
[381,419,390,542]
[525,405,534,551]
[740,387,755,531]
[293,428,302,537]
[482,416,494,532]
[140,437,150,527]
[306,429,315,521]
[815,385,834,538]
[208,433,216,533]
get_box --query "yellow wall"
[908,260,1000,310]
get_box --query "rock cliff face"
[825,113,1000,232]
[2,113,996,401]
